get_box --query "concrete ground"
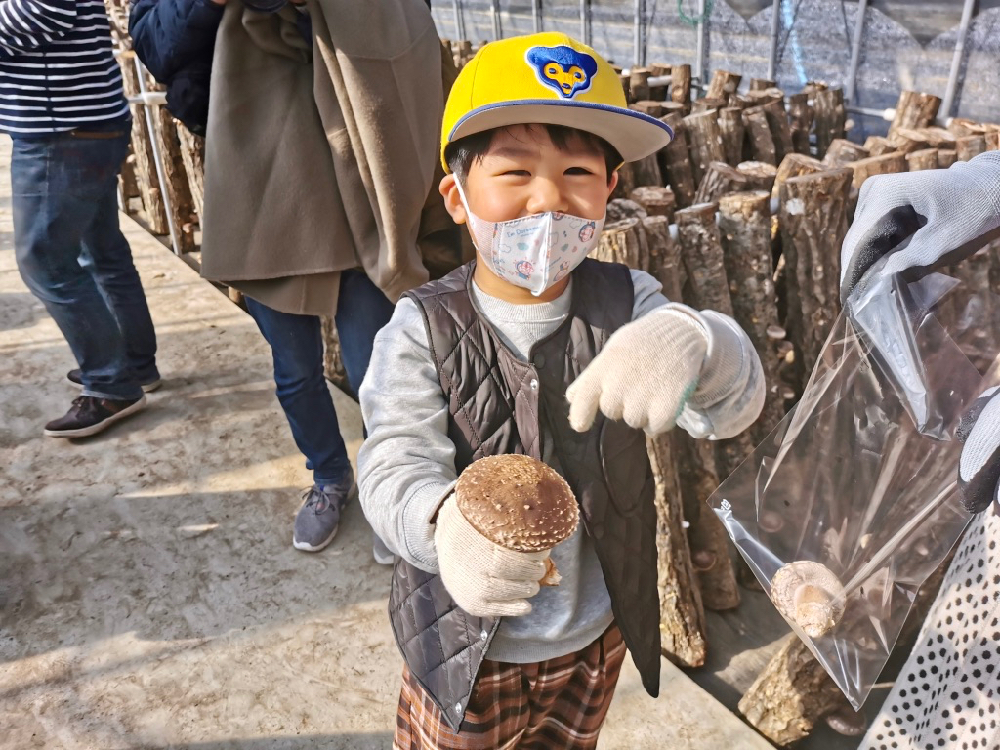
[0,137,773,750]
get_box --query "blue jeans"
[12,131,158,400]
[245,269,395,485]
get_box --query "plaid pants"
[394,625,627,750]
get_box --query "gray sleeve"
[629,270,765,440]
[357,298,457,573]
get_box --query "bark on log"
[671,63,692,107]
[774,153,825,196]
[694,162,750,205]
[911,126,957,148]
[862,136,897,156]
[151,105,197,253]
[737,161,778,193]
[610,162,638,200]
[889,127,933,154]
[648,434,708,667]
[629,67,650,102]
[787,92,814,155]
[718,191,785,440]
[763,99,794,165]
[812,88,846,159]
[779,168,853,381]
[632,152,664,188]
[957,135,988,162]
[743,107,776,165]
[119,56,169,234]
[749,78,777,92]
[937,149,958,169]
[906,148,940,172]
[675,202,740,611]
[605,199,647,224]
[661,101,690,118]
[821,139,869,167]
[889,90,941,136]
[707,70,742,100]
[987,131,1000,151]
[594,217,648,269]
[848,152,908,190]
[119,152,140,201]
[619,73,631,100]
[684,110,726,187]
[643,215,685,299]
[718,107,745,166]
[659,114,697,208]
[630,186,676,220]
[632,101,666,118]
[948,117,988,137]
[692,97,726,114]
[176,125,205,224]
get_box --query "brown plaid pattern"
[393,625,626,750]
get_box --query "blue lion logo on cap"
[525,45,598,99]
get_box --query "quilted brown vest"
[388,259,660,731]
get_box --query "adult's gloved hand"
[435,493,548,617]
[840,152,1000,304]
[958,387,1000,514]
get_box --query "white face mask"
[456,182,604,297]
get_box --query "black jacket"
[129,0,224,135]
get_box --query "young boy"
[359,32,765,749]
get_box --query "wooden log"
[779,168,853,381]
[889,90,940,136]
[693,162,750,205]
[684,109,726,187]
[594,217,648,269]
[862,135,897,156]
[906,148,939,172]
[629,67,651,103]
[812,88,846,158]
[648,434,709,667]
[605,198,647,224]
[643,215,684,300]
[659,113,697,208]
[119,152,140,201]
[848,152,907,190]
[821,139,869,167]
[675,202,741,611]
[631,152,663,188]
[746,89,783,107]
[176,125,205,224]
[743,107,776,165]
[150,104,197,252]
[948,117,989,137]
[632,101,666,118]
[736,161,778,193]
[630,186,676,220]
[774,153,825,196]
[671,63,692,107]
[618,72,630,100]
[718,107,745,166]
[987,131,1000,151]
[957,135,988,162]
[787,92,814,155]
[937,149,958,168]
[749,78,777,92]
[707,70,742,100]
[692,97,726,114]
[610,161,638,201]
[888,126,933,154]
[912,126,957,148]
[660,101,690,118]
[718,191,785,440]
[763,99,794,165]
[119,55,169,235]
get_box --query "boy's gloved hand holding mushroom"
[435,455,579,618]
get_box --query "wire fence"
[431,0,1000,136]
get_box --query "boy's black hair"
[444,124,623,184]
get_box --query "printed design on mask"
[578,221,596,242]
[525,45,598,100]
[515,260,535,279]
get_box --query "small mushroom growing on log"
[455,454,579,586]
[769,561,845,638]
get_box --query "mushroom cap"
[455,454,579,552]
[770,561,846,639]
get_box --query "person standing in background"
[1,0,160,438]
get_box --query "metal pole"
[941,0,976,119]
[634,0,646,66]
[491,0,502,41]
[767,0,781,82]
[533,0,542,33]
[845,0,869,104]
[451,0,465,41]
[694,0,708,89]
[580,0,591,47]
[132,54,181,256]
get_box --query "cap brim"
[448,100,673,163]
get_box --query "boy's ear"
[439,174,468,225]
[607,169,620,197]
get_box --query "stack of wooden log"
[105,12,1000,741]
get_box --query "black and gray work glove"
[839,151,1000,305]
[839,151,1000,514]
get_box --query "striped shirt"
[0,0,129,136]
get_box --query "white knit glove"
[566,305,709,435]
[840,151,1000,303]
[958,386,1000,514]
[435,493,549,617]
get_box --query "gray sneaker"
[292,471,357,552]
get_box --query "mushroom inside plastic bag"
[711,269,1000,709]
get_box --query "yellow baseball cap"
[441,32,673,173]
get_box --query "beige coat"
[200,0,442,314]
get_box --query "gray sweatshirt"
[358,269,764,663]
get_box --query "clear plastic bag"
[711,270,1000,709]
